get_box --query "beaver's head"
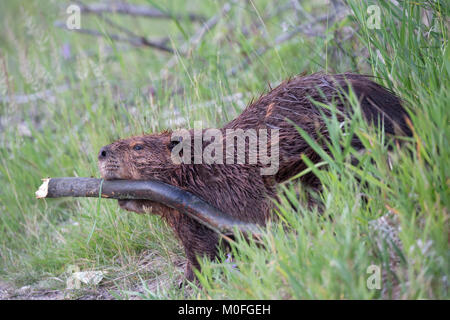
[98,131,182,181]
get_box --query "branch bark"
[36,177,261,237]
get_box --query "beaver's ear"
[168,136,183,150]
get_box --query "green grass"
[0,0,448,299]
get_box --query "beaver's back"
[224,73,411,184]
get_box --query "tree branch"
[75,1,206,22]
[54,21,174,53]
[36,177,261,238]
[228,7,348,76]
[163,3,231,72]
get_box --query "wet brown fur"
[98,73,411,281]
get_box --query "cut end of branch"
[35,178,50,199]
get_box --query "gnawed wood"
[36,177,261,237]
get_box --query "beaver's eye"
[168,140,179,150]
[168,136,183,150]
[133,145,143,151]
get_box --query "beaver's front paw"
[117,199,150,214]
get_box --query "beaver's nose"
[98,146,110,160]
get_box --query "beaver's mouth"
[101,172,122,180]
[98,162,125,180]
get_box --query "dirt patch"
[0,281,128,300]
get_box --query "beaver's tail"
[273,73,413,185]
[333,73,412,138]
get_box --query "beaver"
[98,128,276,281]
[98,72,411,281]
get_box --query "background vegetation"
[0,0,448,299]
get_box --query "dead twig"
[54,21,174,53]
[163,2,231,72]
[228,8,348,76]
[291,0,313,22]
[0,82,71,105]
[240,1,294,37]
[75,1,206,22]
[100,14,168,46]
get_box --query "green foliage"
[0,0,447,299]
